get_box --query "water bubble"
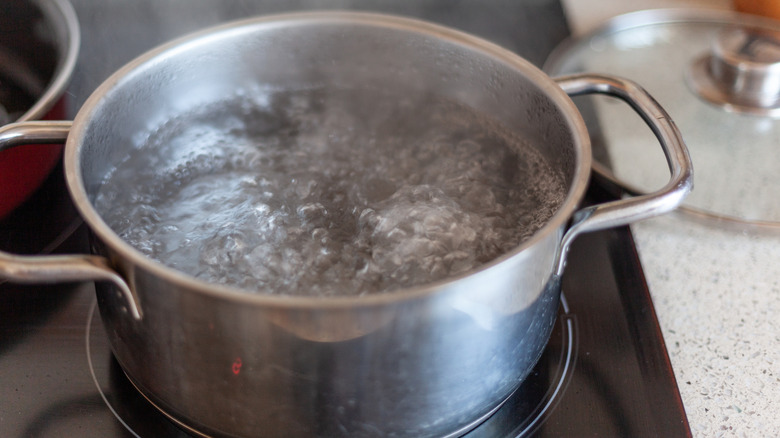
[94,88,566,296]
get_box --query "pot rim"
[65,11,592,309]
[18,0,80,122]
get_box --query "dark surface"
[532,185,691,437]
[64,0,570,116]
[0,0,57,118]
[0,160,80,254]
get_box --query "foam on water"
[94,88,567,296]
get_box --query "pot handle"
[0,122,142,319]
[553,74,693,276]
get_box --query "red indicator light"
[232,357,243,375]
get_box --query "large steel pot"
[0,12,692,438]
[0,0,79,218]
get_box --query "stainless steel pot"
[0,12,692,438]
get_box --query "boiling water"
[94,88,567,296]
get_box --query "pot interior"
[69,13,587,296]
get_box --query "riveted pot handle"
[553,74,693,276]
[0,122,142,319]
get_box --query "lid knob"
[688,27,780,116]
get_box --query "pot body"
[68,13,589,437]
[95,231,564,437]
[0,0,78,218]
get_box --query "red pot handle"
[0,121,142,320]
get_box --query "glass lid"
[545,9,780,229]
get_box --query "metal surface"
[0,11,691,438]
[553,74,692,276]
[0,121,72,151]
[688,26,780,116]
[545,8,780,230]
[0,121,139,319]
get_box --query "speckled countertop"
[562,0,780,436]
[633,216,780,436]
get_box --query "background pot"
[0,0,79,218]
[0,12,692,438]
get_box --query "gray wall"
[66,0,569,115]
